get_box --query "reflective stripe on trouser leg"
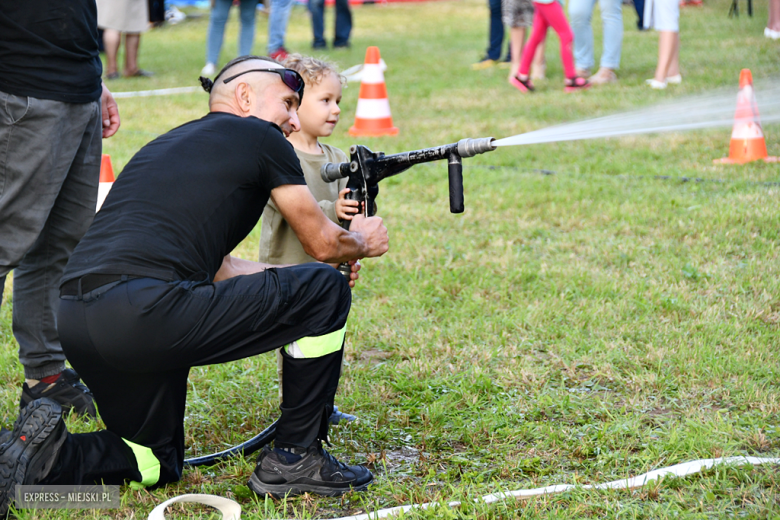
[122,438,161,487]
[284,325,346,358]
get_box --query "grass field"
[2,0,780,517]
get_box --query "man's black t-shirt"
[62,113,306,284]
[0,0,102,103]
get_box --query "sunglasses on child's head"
[222,68,305,104]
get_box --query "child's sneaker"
[564,76,591,92]
[510,75,535,93]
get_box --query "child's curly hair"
[282,54,346,87]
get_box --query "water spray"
[493,79,780,148]
[321,138,497,278]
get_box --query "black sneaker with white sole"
[0,398,67,517]
[249,444,373,498]
[20,369,96,418]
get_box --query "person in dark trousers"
[0,56,389,515]
[0,0,121,420]
[473,0,508,69]
[308,0,352,49]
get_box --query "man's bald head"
[207,55,283,109]
[203,55,302,137]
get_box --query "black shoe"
[332,41,351,49]
[0,399,67,516]
[249,444,373,498]
[20,369,97,418]
[312,41,327,49]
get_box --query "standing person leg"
[503,0,528,81]
[652,31,675,83]
[768,0,780,34]
[568,0,596,76]
[333,0,352,48]
[203,0,232,75]
[238,0,259,57]
[589,0,622,84]
[123,33,152,77]
[531,39,547,79]
[666,31,680,79]
[268,0,294,58]
[487,0,504,60]
[102,29,122,79]
[540,2,581,86]
[507,26,527,81]
[308,0,327,48]
[473,0,504,68]
[633,0,645,29]
[0,93,100,417]
[511,7,548,91]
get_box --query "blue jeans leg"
[0,91,102,379]
[268,0,293,52]
[308,0,326,47]
[569,0,597,70]
[487,0,504,60]
[333,0,352,46]
[599,0,623,69]
[238,0,259,56]
[206,0,232,64]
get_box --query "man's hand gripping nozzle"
[321,137,497,279]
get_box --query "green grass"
[2,0,780,517]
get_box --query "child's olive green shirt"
[258,143,349,265]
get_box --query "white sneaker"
[201,63,216,77]
[165,6,186,24]
[666,74,682,84]
[765,27,780,40]
[646,78,667,89]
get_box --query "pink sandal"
[564,76,591,93]
[510,75,535,93]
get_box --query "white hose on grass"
[148,456,780,520]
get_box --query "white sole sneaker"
[646,78,667,89]
[201,63,216,76]
[765,27,780,40]
[666,74,682,84]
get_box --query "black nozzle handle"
[321,162,352,183]
[457,137,496,158]
[448,152,464,214]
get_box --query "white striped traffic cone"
[714,69,778,164]
[349,46,399,136]
[96,154,115,212]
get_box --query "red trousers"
[519,1,576,79]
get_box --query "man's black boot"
[249,442,373,498]
[0,398,67,516]
[20,369,97,418]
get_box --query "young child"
[503,0,547,83]
[510,0,590,92]
[258,54,358,424]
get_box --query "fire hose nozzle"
[457,137,496,158]
[321,161,352,183]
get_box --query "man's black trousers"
[48,263,350,487]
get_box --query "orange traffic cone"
[349,47,399,137]
[97,154,115,211]
[714,69,778,164]
[99,154,115,182]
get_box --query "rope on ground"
[148,455,780,520]
[112,86,202,99]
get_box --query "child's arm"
[335,188,360,221]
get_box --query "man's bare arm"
[270,184,388,263]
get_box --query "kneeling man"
[0,55,389,514]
